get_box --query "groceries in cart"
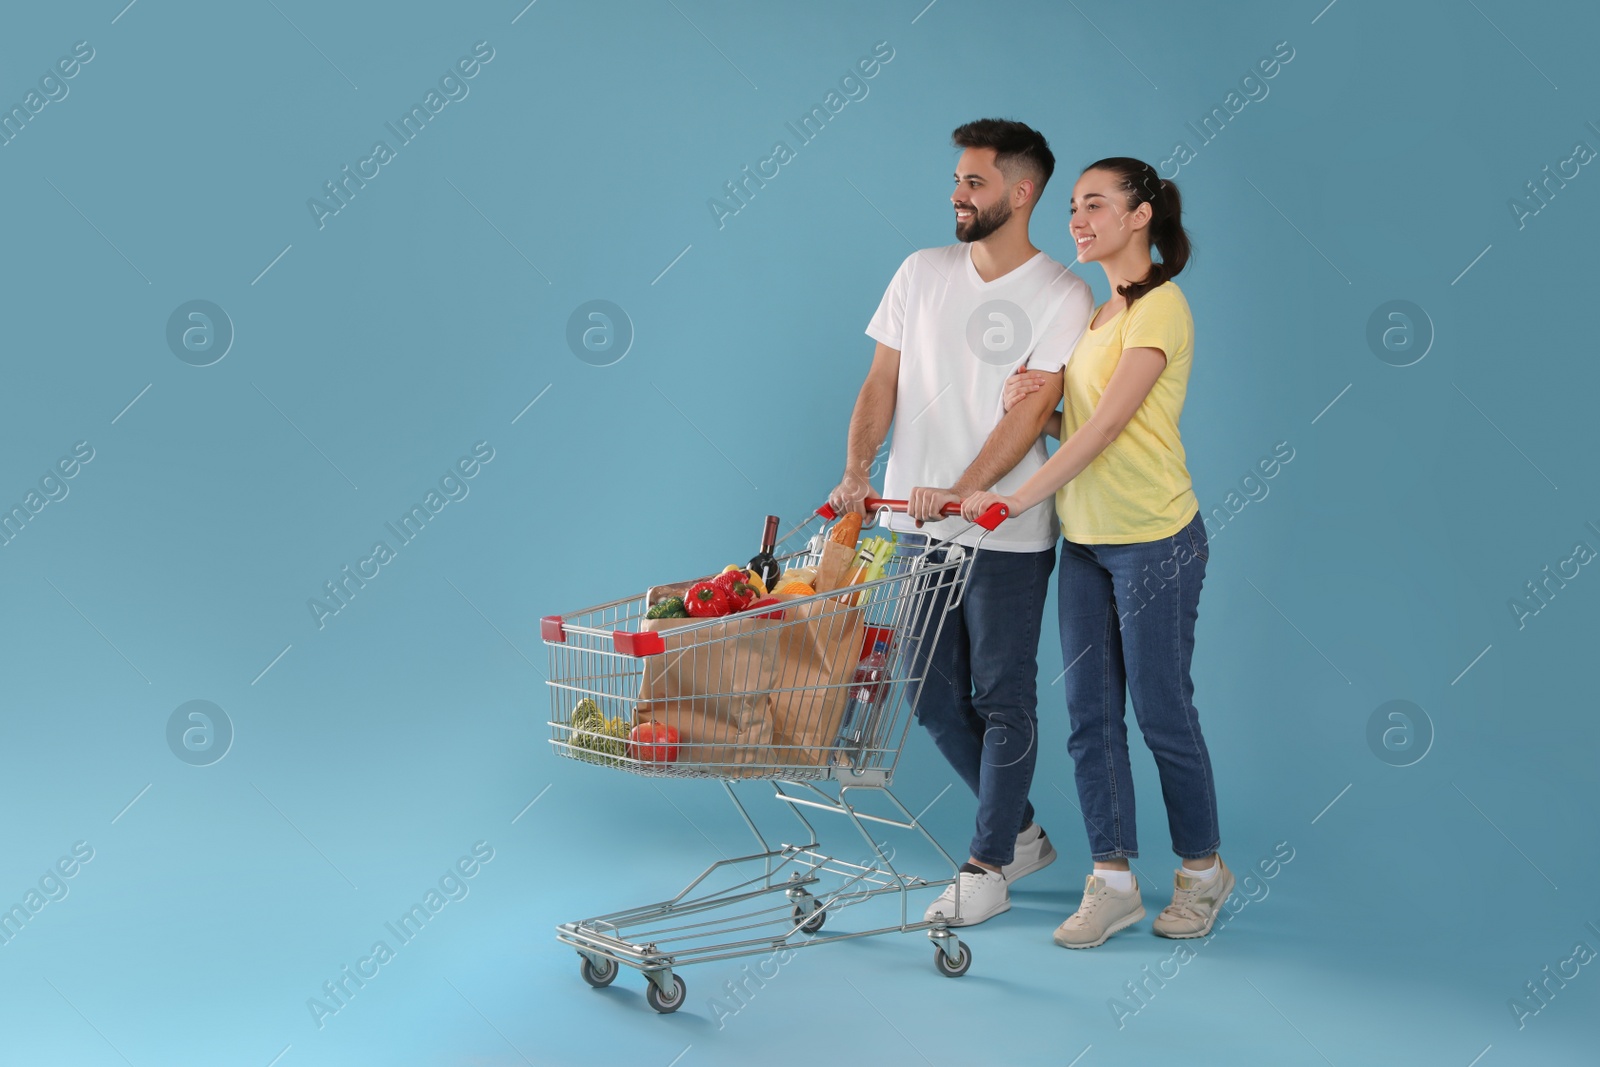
[546,507,915,777]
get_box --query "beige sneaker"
[1152,857,1235,939]
[1052,873,1146,949]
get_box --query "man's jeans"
[1057,509,1221,861]
[906,535,1055,868]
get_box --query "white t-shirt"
[865,243,1093,552]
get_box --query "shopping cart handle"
[817,497,1009,531]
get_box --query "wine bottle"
[749,515,781,592]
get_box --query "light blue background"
[1,0,1595,1063]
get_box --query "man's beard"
[955,198,1012,243]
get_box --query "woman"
[960,158,1228,949]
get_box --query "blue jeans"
[1057,509,1220,861]
[906,536,1055,868]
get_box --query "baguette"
[830,512,863,550]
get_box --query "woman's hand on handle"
[960,490,1021,523]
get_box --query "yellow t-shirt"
[1055,281,1199,544]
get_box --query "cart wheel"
[579,955,618,988]
[645,973,687,1013]
[933,941,972,978]
[796,904,826,934]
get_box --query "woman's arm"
[961,347,1167,519]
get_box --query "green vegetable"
[646,596,688,620]
[571,698,603,729]
[569,699,631,766]
[852,536,897,598]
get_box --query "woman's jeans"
[905,536,1055,868]
[1058,509,1221,861]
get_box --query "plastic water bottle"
[838,639,889,747]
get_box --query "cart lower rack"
[542,497,1007,1013]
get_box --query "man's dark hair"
[951,118,1056,203]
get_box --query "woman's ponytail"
[1083,159,1192,306]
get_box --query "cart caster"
[795,903,826,934]
[579,955,618,988]
[788,889,825,934]
[933,940,972,978]
[645,973,687,1013]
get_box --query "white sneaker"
[923,866,1010,927]
[1002,823,1057,882]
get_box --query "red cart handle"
[817,496,1008,531]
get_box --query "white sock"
[1182,858,1218,882]
[1094,867,1134,892]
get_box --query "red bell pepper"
[746,596,785,620]
[685,580,732,617]
[712,571,759,611]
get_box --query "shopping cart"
[540,496,1008,1013]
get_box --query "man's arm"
[829,341,900,515]
[952,373,1063,496]
[906,372,1063,520]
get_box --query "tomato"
[629,722,681,763]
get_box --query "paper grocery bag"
[811,539,857,594]
[765,590,867,766]
[634,611,783,772]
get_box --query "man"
[829,118,1093,925]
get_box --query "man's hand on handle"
[907,486,962,525]
[828,467,875,517]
